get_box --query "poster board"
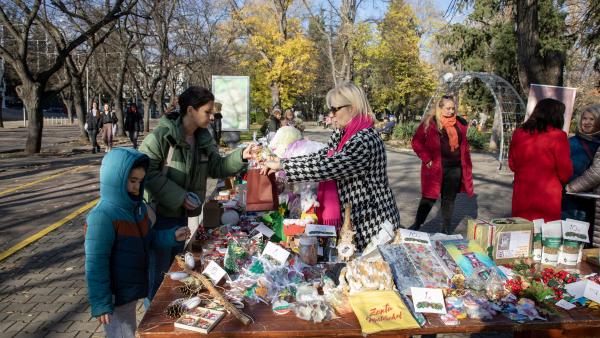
[524,84,577,133]
[211,76,250,131]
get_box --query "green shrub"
[392,122,419,143]
[467,128,489,151]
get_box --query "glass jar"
[299,236,318,265]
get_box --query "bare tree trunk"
[62,96,74,123]
[71,76,88,140]
[516,0,564,93]
[143,98,152,132]
[270,83,281,108]
[18,83,44,154]
[114,96,126,136]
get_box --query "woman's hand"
[565,184,572,193]
[183,196,199,210]
[97,313,110,325]
[243,143,259,160]
[175,227,191,241]
[260,156,281,175]
[426,161,432,168]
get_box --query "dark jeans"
[414,165,462,232]
[146,215,186,304]
[127,130,139,149]
[88,130,99,152]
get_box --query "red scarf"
[317,114,374,227]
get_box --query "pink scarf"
[316,114,374,228]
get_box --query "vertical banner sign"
[211,76,250,131]
[524,84,577,133]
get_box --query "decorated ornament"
[221,209,240,225]
[184,252,196,269]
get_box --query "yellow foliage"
[235,0,317,110]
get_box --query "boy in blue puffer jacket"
[85,148,190,338]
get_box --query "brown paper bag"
[246,169,279,212]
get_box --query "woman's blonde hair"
[577,104,600,134]
[424,95,456,130]
[326,82,373,117]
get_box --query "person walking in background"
[124,103,143,149]
[100,103,118,152]
[86,102,102,154]
[509,98,573,221]
[410,95,474,234]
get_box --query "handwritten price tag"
[399,229,430,244]
[202,260,227,284]
[262,242,290,265]
[254,222,275,238]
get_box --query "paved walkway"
[0,125,514,337]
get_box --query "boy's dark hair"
[521,98,565,133]
[131,157,149,172]
[178,86,215,118]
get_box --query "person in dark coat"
[509,98,573,221]
[210,101,223,145]
[410,95,474,234]
[124,103,143,149]
[562,105,600,225]
[86,102,102,153]
[260,108,282,137]
[100,103,118,152]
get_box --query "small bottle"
[299,235,318,265]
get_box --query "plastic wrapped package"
[378,244,424,295]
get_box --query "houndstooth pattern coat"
[282,127,401,251]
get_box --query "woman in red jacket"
[410,95,474,234]
[509,98,573,221]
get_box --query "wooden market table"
[137,257,600,338]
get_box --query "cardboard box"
[467,217,533,264]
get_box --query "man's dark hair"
[521,98,565,133]
[178,86,215,118]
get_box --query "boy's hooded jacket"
[85,148,179,317]
[139,116,246,218]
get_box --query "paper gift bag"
[246,169,279,212]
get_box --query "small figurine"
[300,190,319,224]
[336,204,356,262]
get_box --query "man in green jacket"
[140,86,255,302]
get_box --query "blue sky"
[359,0,465,23]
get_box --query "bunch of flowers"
[503,262,580,302]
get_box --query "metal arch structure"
[424,72,526,170]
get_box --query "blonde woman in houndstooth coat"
[261,82,401,251]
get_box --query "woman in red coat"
[410,95,474,234]
[509,98,573,221]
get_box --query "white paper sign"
[262,242,290,265]
[411,287,446,314]
[399,229,430,244]
[254,223,275,238]
[495,230,531,259]
[555,299,576,310]
[202,260,227,284]
[583,280,600,304]
[305,224,337,237]
[566,280,587,298]
[562,219,590,243]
